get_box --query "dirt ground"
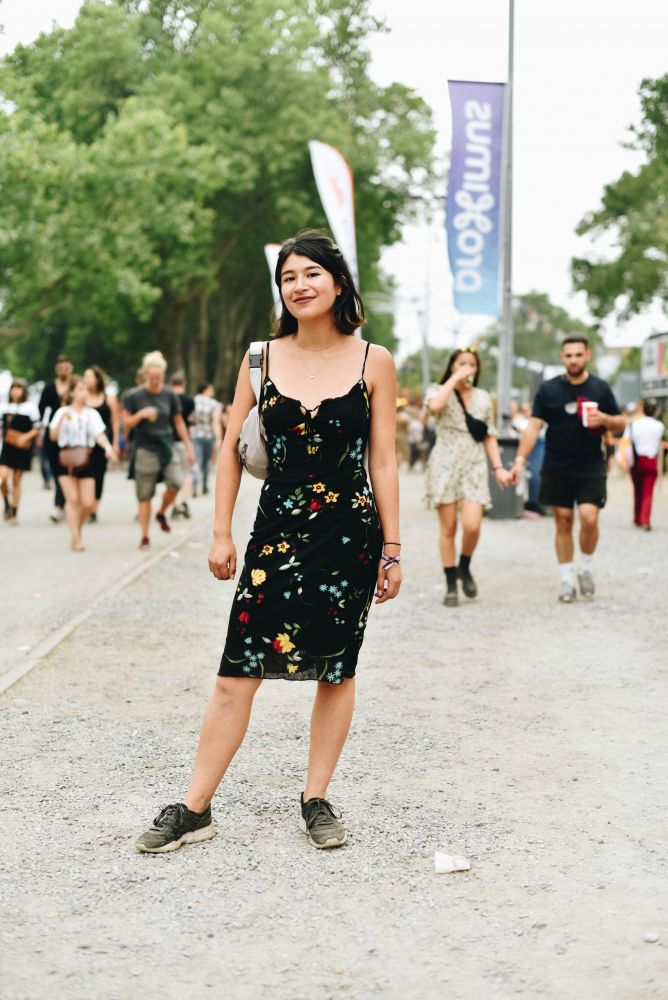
[1,468,666,999]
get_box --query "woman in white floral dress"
[425,349,510,606]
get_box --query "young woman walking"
[136,230,401,854]
[84,365,120,523]
[49,375,116,551]
[0,379,40,524]
[628,399,665,531]
[424,348,510,606]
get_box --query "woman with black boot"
[424,348,510,606]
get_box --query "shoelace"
[306,798,341,830]
[152,803,184,829]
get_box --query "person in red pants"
[629,399,665,531]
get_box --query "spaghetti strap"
[265,339,270,376]
[361,340,371,377]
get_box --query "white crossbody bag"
[237,341,269,479]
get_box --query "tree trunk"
[188,290,210,388]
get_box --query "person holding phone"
[509,337,625,602]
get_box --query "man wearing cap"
[510,337,626,602]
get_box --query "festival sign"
[264,243,282,317]
[308,140,359,286]
[446,81,506,316]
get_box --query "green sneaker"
[299,794,347,849]
[135,802,215,854]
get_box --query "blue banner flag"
[446,81,506,316]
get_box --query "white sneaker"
[578,570,595,600]
[50,508,65,523]
[558,580,577,603]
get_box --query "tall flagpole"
[497,0,514,434]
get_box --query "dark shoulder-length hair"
[9,379,28,403]
[87,364,108,394]
[439,348,481,386]
[272,229,365,338]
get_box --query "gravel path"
[1,470,666,999]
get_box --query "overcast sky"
[2,0,667,356]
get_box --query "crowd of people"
[0,353,228,550]
[0,333,664,579]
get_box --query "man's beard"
[567,364,585,378]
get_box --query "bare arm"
[121,406,153,432]
[108,394,120,450]
[586,410,626,434]
[367,345,402,605]
[95,431,115,459]
[208,350,257,581]
[509,416,543,483]
[426,364,476,415]
[484,434,511,487]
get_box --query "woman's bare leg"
[60,476,83,549]
[78,479,96,530]
[12,470,23,511]
[303,678,355,801]
[182,676,262,813]
[437,503,457,566]
[460,500,484,557]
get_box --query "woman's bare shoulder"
[365,342,395,371]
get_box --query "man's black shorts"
[539,470,607,509]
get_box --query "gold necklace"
[291,336,337,380]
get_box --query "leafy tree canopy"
[0,0,436,393]
[572,74,668,322]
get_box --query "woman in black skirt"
[136,230,402,854]
[84,365,120,522]
[0,379,40,524]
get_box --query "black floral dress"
[219,341,382,684]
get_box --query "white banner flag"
[308,140,358,286]
[264,243,282,317]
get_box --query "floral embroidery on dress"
[219,345,382,684]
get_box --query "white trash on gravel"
[434,852,470,874]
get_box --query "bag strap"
[248,342,265,403]
[454,389,467,413]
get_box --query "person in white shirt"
[50,374,116,551]
[192,383,222,495]
[628,399,665,531]
[0,379,40,524]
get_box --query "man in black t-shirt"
[510,337,626,603]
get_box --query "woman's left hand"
[494,467,511,489]
[375,559,402,604]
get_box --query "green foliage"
[0,0,436,393]
[572,74,668,320]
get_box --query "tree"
[572,74,668,321]
[0,0,436,393]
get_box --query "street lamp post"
[497,0,515,434]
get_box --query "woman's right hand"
[452,363,477,385]
[209,534,237,581]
